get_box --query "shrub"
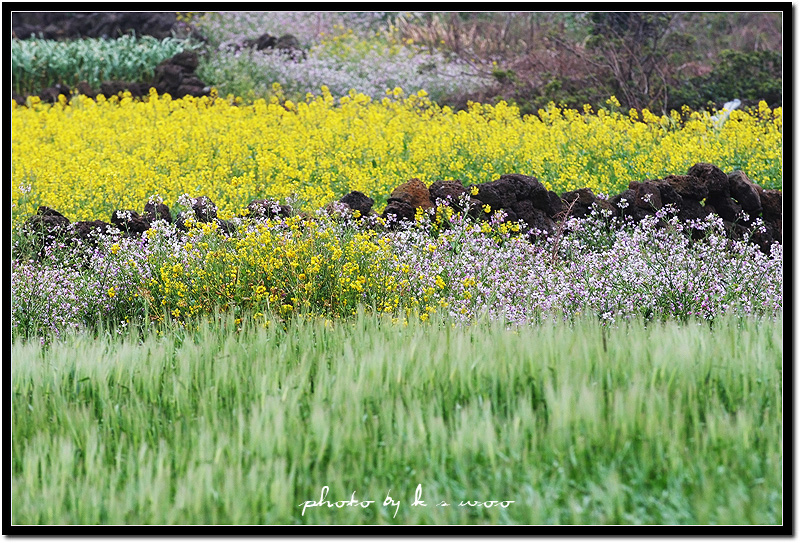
[668,49,783,111]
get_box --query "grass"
[11,311,782,525]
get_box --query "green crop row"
[11,35,195,95]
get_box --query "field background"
[11,11,783,222]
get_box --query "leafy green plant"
[11,35,196,95]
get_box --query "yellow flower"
[10,90,781,229]
[107,287,116,298]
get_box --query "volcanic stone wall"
[21,163,782,256]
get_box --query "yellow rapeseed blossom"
[147,218,401,321]
[11,92,782,225]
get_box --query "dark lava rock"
[18,49,212,105]
[428,180,467,208]
[144,201,173,224]
[688,163,729,198]
[677,199,711,224]
[561,187,596,218]
[275,34,302,53]
[175,195,220,231]
[243,33,305,59]
[155,63,183,90]
[610,189,650,221]
[247,33,277,50]
[100,81,151,98]
[663,174,708,201]
[500,208,519,223]
[169,50,199,71]
[246,198,292,220]
[760,189,782,221]
[36,83,73,103]
[22,206,70,242]
[510,199,536,226]
[547,191,565,218]
[382,199,416,225]
[592,198,620,218]
[474,177,519,210]
[339,191,374,216]
[214,219,237,235]
[33,206,69,222]
[466,197,488,220]
[153,52,210,99]
[630,180,663,210]
[70,220,118,245]
[12,12,179,40]
[111,210,150,235]
[512,200,556,234]
[657,181,684,208]
[389,179,433,211]
[721,219,750,241]
[705,196,743,223]
[728,170,762,214]
[769,219,782,244]
[191,196,218,222]
[494,173,549,209]
[757,188,782,245]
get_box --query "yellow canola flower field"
[11,87,782,224]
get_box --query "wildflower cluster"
[190,11,390,49]
[11,198,782,340]
[11,226,152,339]
[197,29,491,106]
[388,202,783,326]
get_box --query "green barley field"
[11,312,782,525]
